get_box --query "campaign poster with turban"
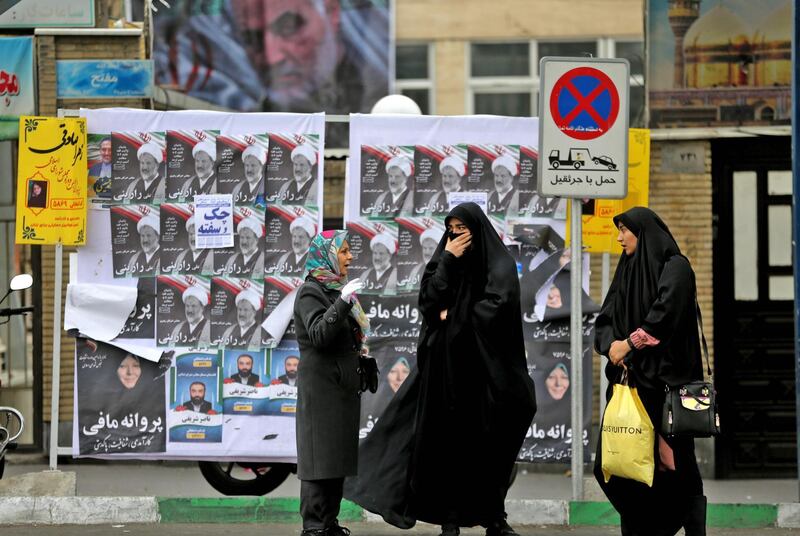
[169,351,223,443]
[156,275,212,348]
[111,131,166,204]
[213,206,266,278]
[261,276,303,347]
[151,1,390,147]
[216,133,269,205]
[116,278,156,340]
[358,337,416,438]
[222,349,269,415]
[345,219,399,296]
[395,217,445,292]
[360,145,415,219]
[265,340,301,416]
[210,277,265,350]
[413,145,468,217]
[467,144,520,219]
[166,129,220,202]
[76,338,167,456]
[264,205,318,278]
[110,204,161,278]
[266,133,320,207]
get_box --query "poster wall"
[73,108,323,460]
[0,36,35,140]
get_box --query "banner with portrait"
[73,108,323,460]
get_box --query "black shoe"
[485,519,519,536]
[300,530,328,536]
[329,522,351,536]
[439,523,460,536]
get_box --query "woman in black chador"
[594,207,706,536]
[345,202,537,536]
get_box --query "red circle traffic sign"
[549,66,620,141]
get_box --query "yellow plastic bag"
[601,380,655,487]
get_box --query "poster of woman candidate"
[166,129,220,202]
[111,131,166,204]
[168,351,222,443]
[216,133,269,205]
[413,145,468,217]
[76,338,167,456]
[213,206,266,278]
[358,338,416,439]
[156,275,212,348]
[266,133,320,207]
[222,349,269,416]
[360,145,415,219]
[264,205,318,278]
[111,204,161,278]
[210,277,264,350]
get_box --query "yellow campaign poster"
[16,116,87,245]
[567,129,650,253]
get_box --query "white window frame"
[395,42,436,115]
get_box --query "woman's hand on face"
[445,232,472,258]
[439,309,448,321]
[609,340,630,366]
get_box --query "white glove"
[340,278,364,302]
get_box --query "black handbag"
[357,355,379,394]
[661,301,721,438]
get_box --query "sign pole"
[791,0,799,502]
[600,252,611,417]
[570,199,584,501]
[48,240,62,471]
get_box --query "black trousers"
[300,477,345,530]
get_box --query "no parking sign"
[538,57,629,199]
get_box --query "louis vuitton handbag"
[661,301,721,438]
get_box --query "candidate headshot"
[234,144,267,204]
[361,233,398,294]
[230,353,260,386]
[373,156,413,217]
[426,156,465,214]
[277,143,318,205]
[179,140,217,199]
[173,216,213,274]
[387,357,411,393]
[545,363,570,401]
[277,216,315,276]
[487,154,519,217]
[222,289,263,349]
[183,381,212,414]
[125,142,165,202]
[224,217,265,278]
[117,354,142,390]
[278,355,300,387]
[127,214,160,276]
[169,285,211,347]
[89,137,113,178]
[407,227,443,287]
[26,180,48,209]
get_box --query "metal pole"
[570,199,584,500]
[791,0,799,502]
[600,252,611,417]
[48,241,62,471]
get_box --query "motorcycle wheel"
[198,461,293,496]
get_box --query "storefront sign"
[57,60,154,99]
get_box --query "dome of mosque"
[683,4,751,50]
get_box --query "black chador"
[345,202,537,529]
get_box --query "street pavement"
[2,525,800,535]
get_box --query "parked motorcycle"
[0,273,34,480]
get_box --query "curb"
[0,497,791,527]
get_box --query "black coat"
[294,277,362,480]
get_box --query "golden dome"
[754,0,791,44]
[683,4,751,49]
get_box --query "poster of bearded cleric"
[151,0,390,146]
[76,338,167,456]
[168,351,223,443]
[157,275,212,348]
[111,131,166,204]
[160,203,214,275]
[210,278,265,350]
[213,206,266,278]
[216,134,269,205]
[166,130,220,202]
[345,219,399,295]
[111,205,161,278]
[394,217,444,292]
[517,146,566,219]
[264,206,319,278]
[266,134,320,207]
[222,349,269,415]
[360,146,415,219]
[466,145,520,219]
[261,276,304,347]
[413,145,468,216]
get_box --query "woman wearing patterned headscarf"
[294,230,370,536]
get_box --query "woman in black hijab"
[594,207,706,536]
[345,202,537,536]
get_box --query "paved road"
[1,525,799,535]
